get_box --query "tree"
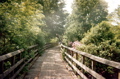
[64,0,108,42]
[116,5,120,18]
[107,5,120,25]
[38,0,67,42]
[79,21,120,78]
[0,0,45,55]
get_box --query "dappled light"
[0,0,120,79]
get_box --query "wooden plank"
[91,60,96,71]
[28,54,39,69]
[34,49,38,53]
[75,53,78,67]
[10,58,32,79]
[0,44,40,79]
[65,56,88,79]
[10,53,38,79]
[11,56,16,77]
[0,45,38,62]
[0,44,51,79]
[61,44,120,69]
[0,58,24,79]
[65,52,105,79]
[0,49,24,62]
[27,45,38,49]
[81,55,85,73]
[17,54,39,79]
[91,60,96,79]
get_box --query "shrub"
[77,21,120,78]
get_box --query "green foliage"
[111,25,120,40]
[0,0,66,54]
[81,21,114,45]
[0,0,67,78]
[107,5,120,25]
[65,23,84,41]
[80,21,120,60]
[0,0,45,55]
[4,61,11,69]
[50,37,58,43]
[40,0,67,42]
[64,0,108,42]
[116,5,120,19]
[78,21,120,76]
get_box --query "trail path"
[24,46,77,79]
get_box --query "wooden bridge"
[0,44,120,79]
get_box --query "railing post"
[11,56,15,77]
[71,51,73,56]
[118,70,120,79]
[76,53,78,63]
[20,53,22,59]
[69,50,73,64]
[91,60,96,79]
[81,55,85,73]
[0,61,4,74]
[75,53,79,75]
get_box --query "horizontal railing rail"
[0,43,52,79]
[61,44,120,79]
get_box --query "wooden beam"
[0,58,24,79]
[27,45,38,49]
[91,60,96,79]
[0,49,24,62]
[65,57,88,79]
[65,52,105,79]
[61,44,120,69]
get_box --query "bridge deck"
[24,46,77,79]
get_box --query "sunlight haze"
[64,0,120,14]
[63,0,73,14]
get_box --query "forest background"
[0,0,120,78]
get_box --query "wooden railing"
[0,44,52,79]
[61,44,120,79]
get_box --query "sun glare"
[105,0,120,13]
[64,0,120,14]
[63,0,73,14]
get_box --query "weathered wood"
[11,49,41,79]
[10,57,33,79]
[74,52,79,75]
[0,45,38,62]
[65,52,105,79]
[28,53,39,69]
[34,49,38,53]
[27,45,38,49]
[61,44,120,69]
[91,60,96,79]
[0,43,56,79]
[19,53,22,60]
[65,57,88,79]
[34,46,76,79]
[75,53,78,67]
[0,58,24,79]
[81,55,85,73]
[0,49,24,62]
[91,60,96,71]
[11,56,15,77]
[18,54,39,79]
[11,56,15,66]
